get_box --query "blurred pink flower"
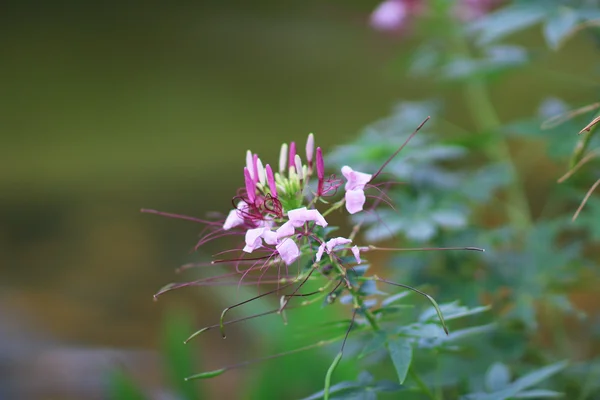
[369,0,422,32]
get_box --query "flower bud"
[246,150,254,180]
[306,133,314,166]
[288,142,297,169]
[294,154,303,180]
[279,143,288,174]
[265,164,277,198]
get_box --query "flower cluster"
[143,118,483,389]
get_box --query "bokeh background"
[2,1,599,399]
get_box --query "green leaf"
[105,369,147,400]
[358,280,387,296]
[381,291,412,307]
[508,361,568,394]
[324,352,344,400]
[358,331,388,359]
[419,302,490,323]
[513,389,563,398]
[485,363,511,392]
[386,336,413,384]
[543,7,580,50]
[465,361,568,400]
[300,381,362,400]
[470,4,548,46]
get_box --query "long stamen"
[367,245,485,252]
[371,116,430,181]
[140,209,219,225]
[219,282,296,338]
[374,275,449,335]
[185,333,360,381]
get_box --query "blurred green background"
[1,1,599,399]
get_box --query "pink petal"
[345,189,366,214]
[243,227,265,253]
[316,242,326,262]
[277,238,300,265]
[276,220,296,239]
[288,207,328,227]
[341,166,372,191]
[325,237,352,253]
[223,201,247,230]
[244,167,256,203]
[262,229,278,245]
[351,245,362,264]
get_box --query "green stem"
[409,369,439,400]
[454,35,533,233]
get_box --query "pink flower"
[341,166,372,214]
[370,0,409,31]
[288,207,328,227]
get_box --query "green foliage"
[323,0,600,398]
[463,361,567,400]
[301,371,403,400]
[105,370,147,400]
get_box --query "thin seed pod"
[219,282,296,338]
[572,178,600,221]
[374,275,449,335]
